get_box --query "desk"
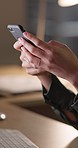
[0,93,78,148]
[0,65,77,95]
[0,65,78,148]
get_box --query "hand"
[13,32,78,90]
[13,41,52,90]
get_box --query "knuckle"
[49,40,56,44]
[63,44,67,48]
[52,40,56,43]
[46,49,51,55]
[47,52,53,62]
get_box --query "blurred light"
[58,0,78,7]
[0,113,6,120]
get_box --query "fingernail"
[23,32,28,36]
[18,37,23,41]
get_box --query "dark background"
[0,0,78,65]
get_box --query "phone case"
[7,24,25,40]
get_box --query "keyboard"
[0,129,39,148]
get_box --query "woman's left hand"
[19,46,45,75]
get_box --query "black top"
[42,74,78,130]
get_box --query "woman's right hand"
[13,33,78,91]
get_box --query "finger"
[18,37,45,59]
[20,50,29,63]
[23,32,49,51]
[13,41,22,51]
[21,60,34,68]
[20,46,42,68]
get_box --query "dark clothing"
[43,74,78,130]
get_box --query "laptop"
[0,129,39,148]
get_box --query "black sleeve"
[42,74,78,130]
[43,74,75,109]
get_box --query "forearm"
[42,75,78,130]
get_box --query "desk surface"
[0,65,78,148]
[0,65,77,94]
[0,93,78,148]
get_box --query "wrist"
[71,65,78,92]
[72,71,78,92]
[37,72,52,91]
[68,64,78,91]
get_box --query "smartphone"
[7,24,35,46]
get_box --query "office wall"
[0,0,26,65]
[45,0,78,56]
[0,0,78,66]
